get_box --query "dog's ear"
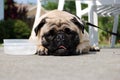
[71,17,84,33]
[34,18,46,36]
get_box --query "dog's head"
[34,10,85,56]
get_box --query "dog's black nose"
[56,33,65,41]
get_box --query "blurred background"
[0,0,120,47]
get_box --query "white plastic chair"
[33,0,120,47]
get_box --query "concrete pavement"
[0,47,120,80]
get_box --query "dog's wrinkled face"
[34,16,84,56]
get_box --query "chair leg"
[33,0,41,28]
[58,0,65,10]
[30,0,41,39]
[111,15,119,48]
[88,5,99,47]
[75,0,82,18]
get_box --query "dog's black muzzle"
[51,32,69,56]
[43,30,80,56]
[50,31,79,56]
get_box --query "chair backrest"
[80,0,120,16]
[97,5,120,16]
[80,0,120,5]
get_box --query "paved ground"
[0,47,120,80]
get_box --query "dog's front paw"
[76,47,90,54]
[35,45,48,55]
[76,43,90,54]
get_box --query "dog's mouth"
[58,45,67,50]
[48,45,68,56]
[47,44,78,56]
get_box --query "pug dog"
[30,10,90,56]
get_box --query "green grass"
[99,43,120,48]
[0,43,3,47]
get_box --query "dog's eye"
[64,28,71,34]
[44,29,56,37]
[44,29,56,41]
[49,29,56,36]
